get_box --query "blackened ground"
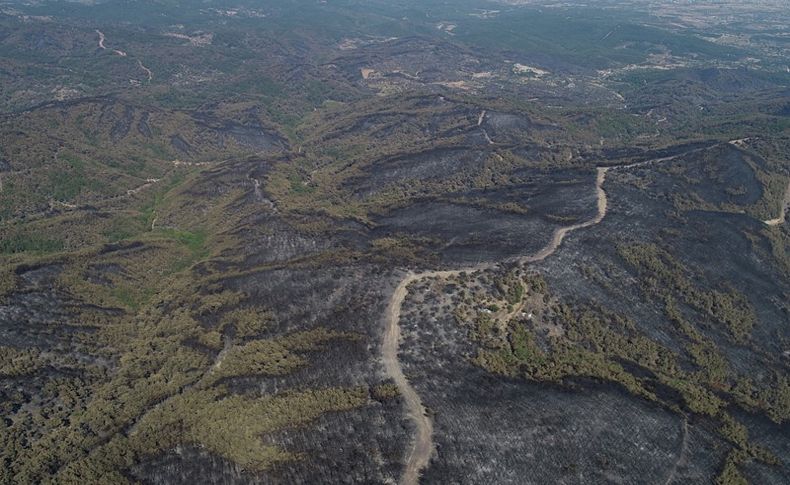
[371,167,598,266]
[373,200,554,265]
[5,138,786,483]
[737,411,790,484]
[131,264,409,484]
[396,278,726,485]
[655,144,763,207]
[481,110,558,142]
[423,370,720,484]
[347,148,492,198]
[390,146,788,484]
[218,123,288,152]
[133,398,408,485]
[537,157,788,375]
[530,156,789,481]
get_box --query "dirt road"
[382,145,715,483]
[381,273,434,485]
[137,59,153,81]
[522,167,608,263]
[382,166,609,485]
[96,29,106,49]
[764,179,790,226]
[96,29,126,56]
[96,29,150,78]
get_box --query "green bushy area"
[0,233,64,254]
[619,244,756,343]
[0,158,392,482]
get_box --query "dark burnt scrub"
[346,148,492,199]
[401,153,787,483]
[219,123,288,151]
[388,146,788,484]
[1,1,789,482]
[381,164,608,484]
[370,167,599,266]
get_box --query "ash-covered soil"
[371,166,599,266]
[392,144,789,483]
[396,272,725,484]
[134,396,407,485]
[2,123,787,484]
[126,261,411,484]
[2,1,790,482]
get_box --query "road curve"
[96,30,107,49]
[764,178,790,226]
[382,166,609,485]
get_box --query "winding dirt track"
[764,179,790,226]
[137,59,154,82]
[382,146,711,483]
[96,29,152,80]
[382,166,609,485]
[96,29,107,49]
